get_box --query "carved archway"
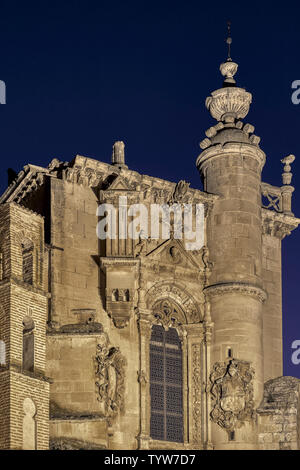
[146,281,204,324]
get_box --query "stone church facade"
[0,56,300,450]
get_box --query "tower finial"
[226,20,232,61]
[219,20,238,87]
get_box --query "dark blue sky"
[0,0,299,376]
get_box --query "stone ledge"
[204,282,267,303]
[50,437,106,450]
[0,364,52,383]
[47,321,104,336]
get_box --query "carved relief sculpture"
[95,333,126,418]
[210,359,255,434]
[169,180,191,204]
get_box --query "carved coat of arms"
[210,359,254,433]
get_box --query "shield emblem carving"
[210,359,254,433]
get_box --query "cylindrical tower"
[196,57,267,449]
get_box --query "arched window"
[150,324,183,443]
[21,239,34,285]
[22,317,35,372]
[23,398,36,449]
[0,339,5,365]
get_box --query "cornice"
[262,208,300,239]
[204,282,267,303]
[196,141,266,171]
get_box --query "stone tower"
[197,54,299,448]
[0,203,49,449]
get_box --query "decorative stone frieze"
[192,343,202,444]
[204,282,267,303]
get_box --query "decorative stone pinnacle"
[112,141,127,168]
[281,154,295,185]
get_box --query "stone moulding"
[192,343,202,444]
[196,142,266,172]
[47,322,104,335]
[50,437,106,450]
[204,282,267,303]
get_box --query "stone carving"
[262,211,298,240]
[134,232,150,258]
[220,60,238,84]
[146,282,202,323]
[281,154,295,185]
[262,185,282,212]
[201,246,213,271]
[137,370,148,384]
[206,87,252,123]
[167,245,182,264]
[210,359,255,433]
[192,344,202,444]
[111,289,130,302]
[95,333,126,418]
[48,158,64,172]
[152,299,185,330]
[106,288,133,328]
[169,180,190,203]
[64,166,103,188]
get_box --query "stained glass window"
[150,324,183,442]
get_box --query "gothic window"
[22,317,35,372]
[0,339,5,365]
[21,239,34,285]
[150,324,183,443]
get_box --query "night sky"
[0,1,299,377]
